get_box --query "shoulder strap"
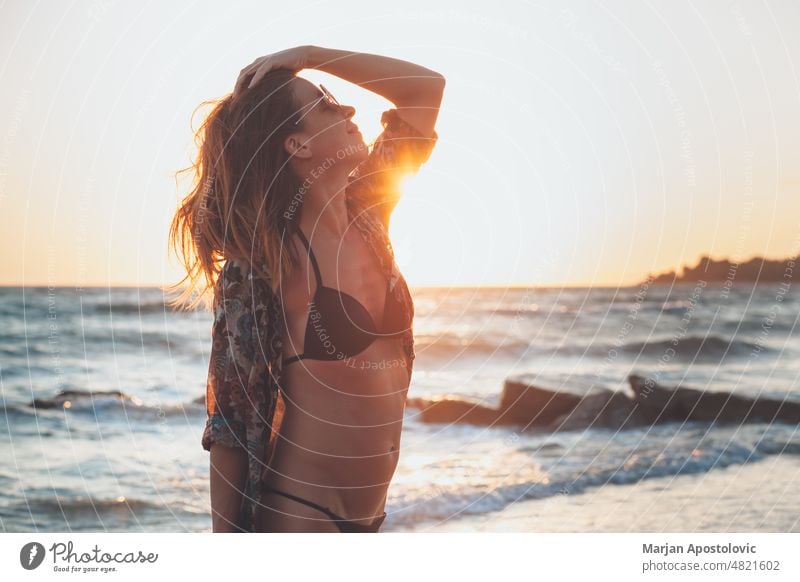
[295,228,323,286]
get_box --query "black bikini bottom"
[261,485,387,533]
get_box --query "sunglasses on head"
[293,84,344,126]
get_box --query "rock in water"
[407,395,500,426]
[30,389,139,410]
[628,374,800,424]
[550,389,648,431]
[404,374,800,431]
[498,377,584,427]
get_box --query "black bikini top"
[282,228,411,367]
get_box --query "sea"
[1,280,798,532]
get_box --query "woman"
[169,45,444,532]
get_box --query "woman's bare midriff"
[255,341,410,532]
[254,226,412,532]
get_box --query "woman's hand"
[233,46,314,97]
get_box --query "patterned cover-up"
[201,109,438,532]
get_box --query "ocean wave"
[91,301,199,315]
[617,334,769,360]
[413,331,781,363]
[754,440,800,456]
[490,307,553,318]
[718,318,798,335]
[415,332,533,360]
[0,324,198,355]
[23,495,161,514]
[22,388,203,418]
[0,363,55,378]
[0,403,37,418]
[60,328,193,353]
[386,434,791,528]
[0,342,51,357]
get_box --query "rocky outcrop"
[550,388,649,430]
[629,374,800,424]
[643,253,797,285]
[497,377,584,426]
[30,389,142,409]
[404,374,800,431]
[405,395,500,426]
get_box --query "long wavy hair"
[167,68,306,310]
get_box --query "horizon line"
[3,251,794,291]
[0,280,741,290]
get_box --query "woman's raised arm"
[237,45,445,137]
[309,46,445,138]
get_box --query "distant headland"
[642,253,798,285]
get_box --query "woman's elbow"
[429,73,446,95]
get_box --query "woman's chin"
[346,139,369,161]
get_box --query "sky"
[1,0,799,288]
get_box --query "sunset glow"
[1,1,798,289]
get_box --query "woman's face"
[290,78,367,169]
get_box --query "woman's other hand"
[233,45,314,97]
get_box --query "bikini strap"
[295,228,323,286]
[261,485,344,523]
